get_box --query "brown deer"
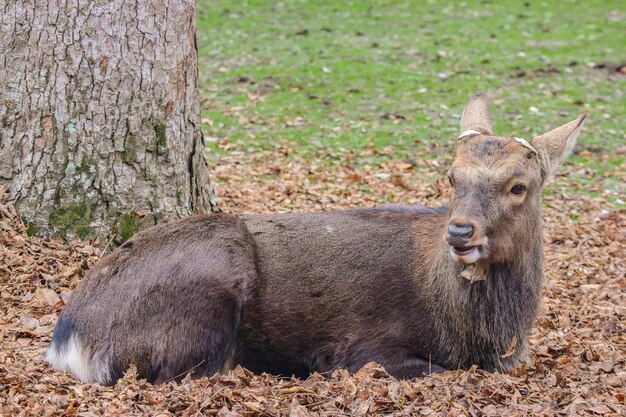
[46,93,586,385]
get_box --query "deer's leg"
[148,280,245,384]
[383,356,447,379]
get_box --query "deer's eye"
[511,184,526,195]
[448,175,455,187]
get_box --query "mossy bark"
[0,0,219,241]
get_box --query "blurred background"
[196,0,624,209]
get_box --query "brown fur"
[47,93,586,384]
[460,92,494,134]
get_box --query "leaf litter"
[0,143,624,416]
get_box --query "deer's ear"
[460,92,493,135]
[530,115,586,176]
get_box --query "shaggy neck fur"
[423,210,544,371]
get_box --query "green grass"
[196,0,625,204]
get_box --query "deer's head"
[446,93,586,265]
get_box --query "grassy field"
[195,0,625,207]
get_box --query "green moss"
[123,134,138,164]
[25,222,39,237]
[76,225,93,240]
[78,155,96,174]
[48,203,93,240]
[119,211,139,241]
[154,123,168,155]
[153,210,166,224]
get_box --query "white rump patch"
[46,334,112,385]
[324,224,335,233]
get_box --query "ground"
[1,150,624,416]
[1,0,625,416]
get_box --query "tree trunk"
[0,0,219,241]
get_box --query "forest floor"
[1,145,624,415]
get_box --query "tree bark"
[0,0,219,241]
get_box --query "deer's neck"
[424,217,544,371]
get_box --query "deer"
[46,93,586,385]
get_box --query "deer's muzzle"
[446,223,474,247]
[446,221,487,264]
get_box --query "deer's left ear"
[460,92,494,135]
[530,115,587,176]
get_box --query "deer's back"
[236,206,448,377]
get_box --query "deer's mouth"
[450,245,481,264]
[453,245,476,256]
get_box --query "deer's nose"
[446,223,474,247]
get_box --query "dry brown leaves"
[1,147,624,416]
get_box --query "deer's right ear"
[460,92,493,135]
[530,115,586,177]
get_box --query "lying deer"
[46,93,586,385]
